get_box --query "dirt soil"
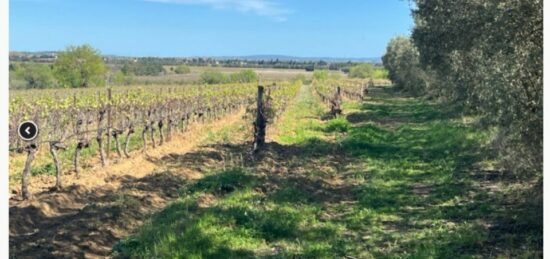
[9,109,249,258]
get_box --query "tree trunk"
[97,134,107,167]
[124,126,134,158]
[142,125,148,152]
[113,131,122,158]
[158,120,164,145]
[21,144,38,200]
[167,118,173,141]
[74,142,84,177]
[150,122,156,148]
[50,142,65,191]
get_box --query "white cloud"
[144,0,292,21]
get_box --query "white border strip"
[1,0,9,257]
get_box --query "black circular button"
[18,121,39,141]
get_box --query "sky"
[10,0,414,58]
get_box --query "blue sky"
[10,0,414,58]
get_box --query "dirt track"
[9,108,249,258]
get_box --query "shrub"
[121,60,164,76]
[11,63,57,89]
[174,65,191,74]
[313,70,329,81]
[200,69,259,84]
[348,63,374,78]
[372,68,389,79]
[229,69,258,83]
[112,71,135,85]
[200,70,228,84]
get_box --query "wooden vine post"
[330,86,342,117]
[97,91,108,167]
[157,90,164,146]
[362,79,373,100]
[106,88,112,157]
[253,85,266,153]
[167,88,173,142]
[123,90,134,158]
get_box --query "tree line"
[9,45,266,88]
[382,0,542,190]
[10,45,107,89]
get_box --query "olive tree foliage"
[411,0,542,178]
[53,45,107,88]
[382,36,430,95]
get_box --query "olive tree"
[411,0,542,178]
[382,36,430,95]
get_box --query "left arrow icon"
[18,121,39,141]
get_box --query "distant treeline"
[10,53,381,72]
[9,47,388,89]
[107,57,382,72]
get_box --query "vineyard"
[9,78,541,258]
[7,0,542,257]
[9,81,301,200]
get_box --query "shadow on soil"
[9,170,188,258]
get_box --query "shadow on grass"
[347,87,460,126]
[113,87,541,258]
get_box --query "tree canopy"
[382,36,428,95]
[10,63,57,89]
[53,44,107,88]
[412,0,542,177]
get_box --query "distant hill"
[10,51,381,64]
[214,55,381,63]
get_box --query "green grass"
[113,85,541,258]
[275,84,326,145]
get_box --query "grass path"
[111,84,539,258]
